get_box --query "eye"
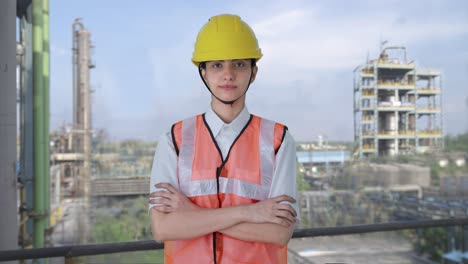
[234,61,245,68]
[211,63,223,69]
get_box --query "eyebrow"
[208,59,249,63]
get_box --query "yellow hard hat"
[192,14,262,66]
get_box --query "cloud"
[241,7,468,140]
[444,102,468,114]
[49,1,468,141]
[253,10,310,37]
[253,9,468,77]
[91,65,124,130]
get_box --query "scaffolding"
[353,46,443,159]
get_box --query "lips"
[219,85,237,90]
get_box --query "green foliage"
[430,163,440,183]
[296,163,310,191]
[77,251,165,264]
[93,197,153,242]
[93,139,157,178]
[412,228,448,262]
[91,197,164,263]
[445,132,468,153]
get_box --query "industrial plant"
[353,46,443,159]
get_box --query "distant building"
[353,46,443,159]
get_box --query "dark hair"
[199,59,256,70]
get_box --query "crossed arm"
[149,183,297,246]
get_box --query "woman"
[148,14,299,264]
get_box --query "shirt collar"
[205,106,251,137]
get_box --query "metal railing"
[1,218,468,262]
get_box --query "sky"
[47,0,468,142]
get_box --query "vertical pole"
[353,68,359,159]
[448,226,455,252]
[374,61,379,157]
[73,21,93,244]
[54,166,61,205]
[83,28,92,245]
[440,75,444,150]
[414,69,419,152]
[42,0,51,233]
[0,0,19,259]
[19,12,27,251]
[33,0,46,252]
[20,3,35,246]
[463,225,468,264]
[415,228,421,255]
[395,110,399,155]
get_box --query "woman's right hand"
[148,183,199,213]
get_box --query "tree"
[445,132,468,153]
[91,197,164,263]
[297,162,310,192]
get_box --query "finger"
[276,210,295,224]
[273,194,293,201]
[148,197,171,205]
[271,195,296,204]
[155,183,175,193]
[277,204,297,217]
[149,190,163,198]
[274,217,291,228]
[154,205,174,213]
[161,183,179,194]
[149,191,173,199]
[277,208,294,220]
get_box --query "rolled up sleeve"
[149,131,179,211]
[268,130,301,222]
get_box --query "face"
[201,59,257,103]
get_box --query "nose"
[222,64,235,81]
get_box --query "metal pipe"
[19,13,27,251]
[42,0,51,233]
[0,0,19,256]
[381,46,408,63]
[72,21,78,129]
[81,28,92,244]
[33,0,46,250]
[54,166,60,206]
[72,19,84,135]
[25,5,36,245]
[19,3,36,247]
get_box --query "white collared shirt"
[149,106,300,220]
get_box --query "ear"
[201,68,208,81]
[250,66,258,83]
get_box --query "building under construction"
[353,46,443,159]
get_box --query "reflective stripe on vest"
[179,115,275,200]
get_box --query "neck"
[211,97,245,124]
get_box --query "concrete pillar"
[0,0,19,257]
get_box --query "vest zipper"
[213,166,222,264]
[202,113,253,264]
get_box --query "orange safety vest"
[164,113,288,264]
